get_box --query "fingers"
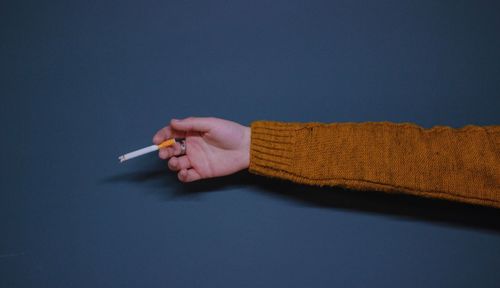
[158,142,184,160]
[167,156,203,182]
[152,124,187,145]
[153,126,173,145]
[158,146,174,159]
[178,169,202,182]
[155,117,214,144]
[168,156,191,172]
[170,117,213,133]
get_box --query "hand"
[153,117,251,182]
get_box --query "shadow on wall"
[101,162,500,234]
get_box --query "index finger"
[153,126,173,145]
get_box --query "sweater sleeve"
[249,121,500,208]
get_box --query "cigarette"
[118,138,184,163]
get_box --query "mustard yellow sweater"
[249,121,500,208]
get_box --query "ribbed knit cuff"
[249,121,306,180]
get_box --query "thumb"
[170,117,213,132]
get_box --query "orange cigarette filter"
[157,138,176,149]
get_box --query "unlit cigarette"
[118,138,184,163]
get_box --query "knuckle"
[168,159,175,167]
[173,144,180,154]
[177,173,186,182]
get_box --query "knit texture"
[249,121,500,208]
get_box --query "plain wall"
[1,0,500,287]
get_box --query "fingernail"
[172,118,179,122]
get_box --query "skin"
[153,117,251,182]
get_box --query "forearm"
[248,121,500,208]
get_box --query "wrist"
[240,126,251,170]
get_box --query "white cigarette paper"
[118,145,159,163]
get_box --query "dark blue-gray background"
[1,0,500,287]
